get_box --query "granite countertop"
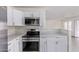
[8,32,26,42]
[8,30,68,41]
[40,32,68,38]
[8,33,67,41]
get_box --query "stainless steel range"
[22,29,40,52]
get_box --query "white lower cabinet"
[13,9,24,26]
[8,37,22,52]
[55,37,67,52]
[15,38,20,52]
[40,38,47,52]
[18,37,22,52]
[47,37,67,52]
[7,7,24,26]
[46,38,56,52]
[8,39,16,52]
[40,36,67,52]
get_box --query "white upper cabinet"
[24,12,33,17]
[13,9,24,26]
[7,7,46,27]
[7,7,13,26]
[7,7,24,26]
[40,10,46,27]
[24,12,40,18]
[32,12,40,17]
[24,9,46,27]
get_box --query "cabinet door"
[24,12,32,17]
[47,38,56,52]
[40,37,47,52]
[7,7,13,26]
[19,37,22,52]
[55,37,67,52]
[17,11,23,26]
[8,39,16,52]
[15,37,22,52]
[8,37,22,52]
[15,38,20,52]
[46,37,67,52]
[33,12,40,17]
[13,9,23,26]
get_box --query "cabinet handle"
[46,40,47,52]
[8,49,11,52]
[44,42,46,52]
[8,43,11,46]
[56,41,58,44]
[56,37,60,38]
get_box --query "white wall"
[8,26,28,35]
[15,26,40,33]
[45,20,64,29]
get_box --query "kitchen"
[7,6,68,52]
[1,6,79,52]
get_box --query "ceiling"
[13,6,79,20]
[13,6,45,8]
[46,6,79,20]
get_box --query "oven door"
[23,41,39,52]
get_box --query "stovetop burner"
[22,31,40,38]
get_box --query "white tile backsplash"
[8,27,15,36]
[15,26,27,34]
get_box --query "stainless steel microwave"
[25,17,40,26]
